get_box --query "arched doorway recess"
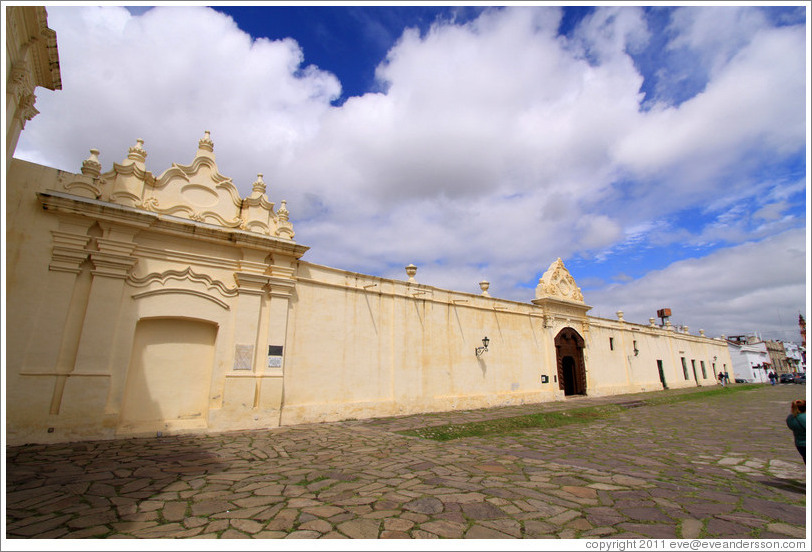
[555,327,587,396]
[119,317,217,433]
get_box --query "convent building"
[4,7,734,446]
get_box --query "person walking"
[718,371,726,386]
[769,371,776,385]
[786,399,806,464]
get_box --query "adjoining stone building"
[4,7,734,446]
[764,340,792,376]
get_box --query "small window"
[681,357,689,380]
[609,337,614,350]
[700,361,707,379]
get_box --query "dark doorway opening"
[555,327,586,396]
[562,356,577,395]
[657,359,668,389]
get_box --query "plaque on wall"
[268,345,283,368]
[234,344,254,371]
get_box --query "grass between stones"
[398,384,762,441]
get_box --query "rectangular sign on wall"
[268,345,283,368]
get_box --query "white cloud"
[586,228,807,340]
[667,7,771,77]
[613,23,805,185]
[572,6,651,61]
[16,6,340,188]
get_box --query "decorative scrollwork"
[127,266,238,297]
[140,196,159,211]
[535,258,584,303]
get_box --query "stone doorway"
[555,327,586,396]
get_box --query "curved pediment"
[143,132,243,228]
[534,258,584,304]
[65,132,296,240]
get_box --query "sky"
[10,2,810,342]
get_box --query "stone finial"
[81,148,102,177]
[273,200,295,239]
[683,326,689,334]
[665,320,673,330]
[252,174,266,195]
[616,311,624,322]
[277,200,289,222]
[479,280,490,297]
[649,317,657,327]
[198,130,214,152]
[127,139,147,164]
[721,334,726,341]
[699,329,706,337]
[405,264,417,283]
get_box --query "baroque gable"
[535,258,584,303]
[56,131,295,240]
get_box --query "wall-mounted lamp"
[475,336,490,358]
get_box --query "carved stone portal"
[555,327,587,396]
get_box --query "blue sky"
[13,3,809,341]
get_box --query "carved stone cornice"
[8,65,34,99]
[49,231,91,274]
[30,6,62,91]
[6,6,61,138]
[89,251,138,279]
[89,238,138,279]
[267,276,296,299]
[532,296,592,334]
[234,272,272,295]
[37,186,309,260]
[15,92,40,126]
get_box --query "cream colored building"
[5,5,61,172]
[4,7,733,446]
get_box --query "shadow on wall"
[118,318,218,435]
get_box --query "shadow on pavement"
[755,476,807,495]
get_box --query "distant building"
[726,337,770,383]
[764,340,791,375]
[783,341,805,373]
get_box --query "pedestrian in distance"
[769,371,776,386]
[718,371,726,386]
[786,399,806,464]
[724,371,730,384]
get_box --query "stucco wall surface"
[5,151,732,447]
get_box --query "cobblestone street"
[4,384,808,542]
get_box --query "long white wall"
[281,262,559,424]
[5,157,734,446]
[279,262,733,425]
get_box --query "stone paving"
[4,384,808,540]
